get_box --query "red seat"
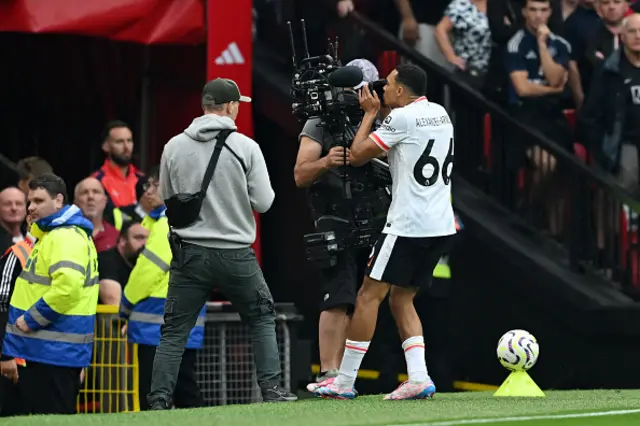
[574,143,588,162]
[620,210,640,288]
[563,108,576,129]
[483,113,492,171]
[377,51,400,79]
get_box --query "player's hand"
[324,146,350,168]
[536,24,550,44]
[336,0,354,18]
[401,17,420,46]
[359,84,381,115]
[1,359,19,384]
[16,315,30,333]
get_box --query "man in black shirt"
[580,13,640,191]
[578,13,640,265]
[582,0,628,96]
[97,220,149,305]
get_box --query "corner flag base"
[493,370,545,397]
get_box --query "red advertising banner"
[206,0,262,265]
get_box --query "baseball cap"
[346,58,380,89]
[202,78,252,106]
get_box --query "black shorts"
[319,248,369,312]
[365,233,454,288]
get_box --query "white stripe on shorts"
[369,234,398,281]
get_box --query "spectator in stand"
[15,157,53,196]
[132,174,158,221]
[74,177,119,253]
[561,0,602,109]
[0,216,34,416]
[93,120,144,216]
[486,0,522,103]
[394,0,452,68]
[485,0,559,102]
[579,13,640,265]
[102,173,158,228]
[434,0,493,89]
[580,14,640,193]
[506,0,574,237]
[583,0,629,89]
[0,187,27,253]
[97,221,149,305]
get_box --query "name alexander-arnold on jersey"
[416,116,451,127]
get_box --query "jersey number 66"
[413,137,454,187]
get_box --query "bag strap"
[223,143,248,174]
[199,129,235,194]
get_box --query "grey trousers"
[148,243,282,406]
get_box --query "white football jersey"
[370,97,456,238]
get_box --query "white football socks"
[403,336,428,383]
[334,339,370,388]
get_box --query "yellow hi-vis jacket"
[2,205,99,368]
[120,207,205,348]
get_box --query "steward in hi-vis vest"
[120,207,206,348]
[3,174,99,415]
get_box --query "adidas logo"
[215,42,245,65]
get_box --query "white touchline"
[389,408,640,426]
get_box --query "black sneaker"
[149,399,171,410]
[261,385,298,402]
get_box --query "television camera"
[288,20,392,268]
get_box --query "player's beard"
[109,152,132,167]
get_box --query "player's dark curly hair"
[395,64,427,97]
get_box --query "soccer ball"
[496,329,539,371]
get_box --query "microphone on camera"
[328,66,364,88]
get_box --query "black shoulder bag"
[165,129,235,229]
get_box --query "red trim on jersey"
[370,133,390,151]
[412,96,427,103]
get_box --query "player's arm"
[350,112,381,167]
[351,85,399,166]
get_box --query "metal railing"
[338,10,640,295]
[75,302,301,413]
[195,303,299,406]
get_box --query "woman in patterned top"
[434,0,493,88]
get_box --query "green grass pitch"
[5,390,640,426]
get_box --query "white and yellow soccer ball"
[496,329,539,371]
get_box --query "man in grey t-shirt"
[294,59,386,391]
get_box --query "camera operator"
[294,59,386,390]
